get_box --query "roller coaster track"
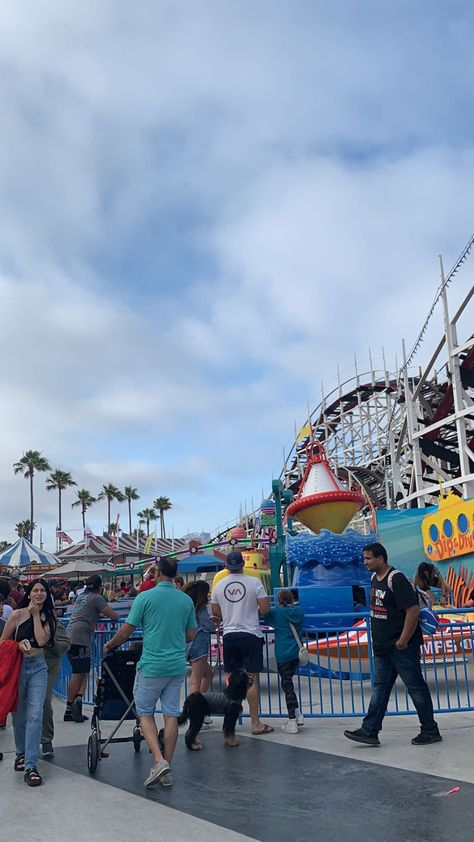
[280,236,474,512]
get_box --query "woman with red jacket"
[0,578,56,787]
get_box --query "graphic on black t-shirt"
[369,569,421,654]
[223,581,247,604]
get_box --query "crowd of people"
[0,545,448,788]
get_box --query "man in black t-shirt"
[344,543,441,747]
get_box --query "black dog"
[177,668,252,749]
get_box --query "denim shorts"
[186,630,210,663]
[133,670,186,717]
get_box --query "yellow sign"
[211,550,271,594]
[143,534,154,554]
[422,492,474,562]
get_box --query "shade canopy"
[177,554,225,574]
[43,560,115,579]
[0,538,60,569]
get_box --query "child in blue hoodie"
[263,590,304,734]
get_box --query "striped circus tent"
[0,537,60,569]
[57,534,187,563]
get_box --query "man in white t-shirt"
[211,551,274,736]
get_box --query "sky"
[1,1,474,550]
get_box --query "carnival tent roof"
[43,560,115,578]
[0,538,60,569]
[57,534,187,563]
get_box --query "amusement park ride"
[205,235,474,676]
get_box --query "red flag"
[56,529,73,545]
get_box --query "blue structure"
[287,528,375,588]
[284,528,376,627]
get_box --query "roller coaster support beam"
[440,258,474,499]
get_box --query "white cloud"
[0,2,473,547]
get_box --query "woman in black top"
[413,562,449,606]
[0,578,56,786]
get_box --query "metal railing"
[54,609,474,718]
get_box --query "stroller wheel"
[133,726,142,752]
[87,731,100,773]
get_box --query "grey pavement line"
[0,759,256,842]
[245,723,473,784]
[4,696,472,785]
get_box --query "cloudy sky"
[1,1,473,549]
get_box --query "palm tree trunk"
[161,510,165,539]
[82,506,86,531]
[58,488,62,551]
[107,499,111,533]
[30,472,34,541]
[128,500,132,536]
[146,518,150,536]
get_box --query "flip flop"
[251,724,274,735]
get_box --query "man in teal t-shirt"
[104,557,195,788]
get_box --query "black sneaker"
[344,728,380,746]
[64,710,88,723]
[411,731,442,746]
[42,742,54,757]
[71,699,83,722]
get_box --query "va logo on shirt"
[224,581,247,603]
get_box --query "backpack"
[380,570,440,637]
[414,586,440,636]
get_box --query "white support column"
[402,339,425,507]
[440,257,474,498]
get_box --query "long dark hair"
[414,562,439,591]
[20,578,57,645]
[183,580,210,613]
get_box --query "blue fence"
[54,609,474,718]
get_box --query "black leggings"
[278,658,299,718]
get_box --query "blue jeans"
[362,640,438,736]
[12,655,48,770]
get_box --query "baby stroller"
[87,648,143,773]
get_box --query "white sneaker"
[281,719,298,734]
[296,712,304,727]
[144,760,170,787]
[203,716,213,726]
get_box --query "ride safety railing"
[54,608,474,718]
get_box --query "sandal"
[251,723,274,736]
[24,767,42,787]
[14,754,25,772]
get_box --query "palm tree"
[132,527,145,541]
[46,469,76,537]
[15,519,36,538]
[13,450,51,541]
[124,486,140,535]
[153,496,172,539]
[137,508,157,537]
[0,540,11,551]
[72,489,97,531]
[98,484,125,533]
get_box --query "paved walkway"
[1,698,473,841]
